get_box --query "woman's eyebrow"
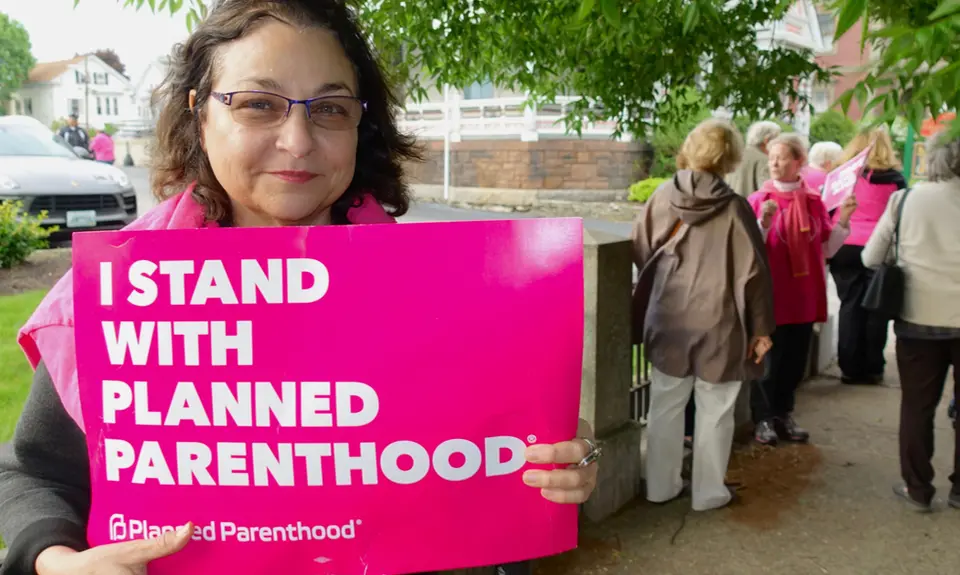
[314,82,355,96]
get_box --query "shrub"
[0,200,56,268]
[809,110,856,146]
[628,177,668,203]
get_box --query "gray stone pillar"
[579,229,644,522]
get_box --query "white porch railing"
[398,95,631,142]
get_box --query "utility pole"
[84,54,90,129]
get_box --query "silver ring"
[577,437,601,468]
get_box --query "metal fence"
[629,344,652,426]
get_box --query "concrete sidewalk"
[537,342,960,575]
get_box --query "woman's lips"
[268,170,319,183]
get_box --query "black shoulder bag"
[861,189,910,319]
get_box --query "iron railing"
[629,344,652,426]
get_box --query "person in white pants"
[631,119,776,511]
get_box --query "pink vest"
[17,185,396,428]
[836,176,900,246]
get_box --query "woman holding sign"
[830,130,906,385]
[747,134,858,447]
[0,2,599,574]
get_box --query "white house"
[10,54,137,130]
[132,56,170,129]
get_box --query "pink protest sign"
[822,143,873,211]
[70,218,585,575]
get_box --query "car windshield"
[0,125,76,158]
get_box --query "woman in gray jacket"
[862,130,960,512]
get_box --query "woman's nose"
[275,108,318,158]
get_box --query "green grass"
[0,290,47,442]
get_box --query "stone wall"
[406,139,649,191]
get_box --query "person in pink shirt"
[830,129,906,385]
[800,141,843,193]
[747,133,858,446]
[88,128,115,165]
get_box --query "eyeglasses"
[209,90,367,131]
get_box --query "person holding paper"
[830,129,906,385]
[748,134,858,447]
[0,2,600,574]
[632,119,775,511]
[861,130,960,511]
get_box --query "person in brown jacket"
[632,119,776,511]
[726,120,781,197]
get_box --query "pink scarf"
[17,184,396,429]
[759,179,815,278]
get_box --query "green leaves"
[576,0,596,21]
[834,0,868,41]
[0,12,36,114]
[830,0,960,136]
[600,0,621,27]
[682,2,701,35]
[930,0,960,21]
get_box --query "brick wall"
[405,139,649,191]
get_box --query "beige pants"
[645,367,742,511]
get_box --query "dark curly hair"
[150,0,420,224]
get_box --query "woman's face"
[768,143,801,182]
[201,20,359,227]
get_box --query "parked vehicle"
[0,119,137,234]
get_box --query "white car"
[0,116,137,234]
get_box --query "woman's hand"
[760,200,778,228]
[838,194,858,226]
[522,418,599,504]
[749,335,773,364]
[36,523,193,575]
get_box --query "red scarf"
[769,181,812,278]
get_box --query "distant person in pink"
[830,129,906,385]
[747,133,858,447]
[89,129,115,164]
[800,141,843,193]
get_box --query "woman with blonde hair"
[831,129,906,385]
[633,119,775,511]
[748,133,858,446]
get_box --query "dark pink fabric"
[749,182,832,326]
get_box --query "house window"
[69,99,81,116]
[97,97,102,115]
[113,97,119,116]
[75,70,83,83]
[463,80,495,100]
[812,86,831,113]
[25,98,32,115]
[14,100,21,114]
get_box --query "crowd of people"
[633,118,960,513]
